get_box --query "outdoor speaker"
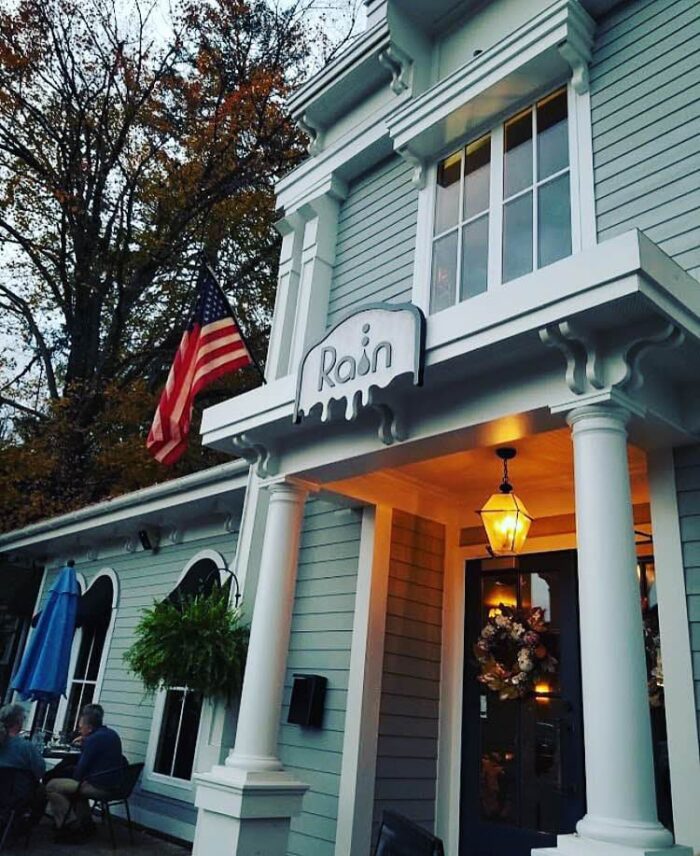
[287,674,327,728]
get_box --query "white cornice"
[0,460,249,553]
[387,0,595,160]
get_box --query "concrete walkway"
[2,817,191,855]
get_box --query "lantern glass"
[479,491,533,555]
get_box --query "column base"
[191,765,309,856]
[534,833,692,856]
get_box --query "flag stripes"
[147,265,253,465]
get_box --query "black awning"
[76,575,114,628]
[166,559,220,607]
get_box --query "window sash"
[153,687,204,781]
[430,87,573,313]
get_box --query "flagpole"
[202,259,267,386]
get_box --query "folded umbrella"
[12,563,80,702]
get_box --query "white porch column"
[192,481,309,856]
[227,481,307,770]
[538,403,691,856]
[561,404,675,854]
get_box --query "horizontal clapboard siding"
[280,499,363,856]
[327,155,419,328]
[372,511,445,842]
[590,0,700,281]
[37,526,239,839]
[674,445,700,734]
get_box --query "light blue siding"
[591,0,700,282]
[372,510,445,841]
[38,526,239,839]
[279,498,363,856]
[674,445,700,736]
[327,155,419,328]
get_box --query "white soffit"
[387,0,595,159]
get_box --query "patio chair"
[75,760,144,849]
[373,810,445,856]
[0,767,41,852]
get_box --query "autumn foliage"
[0,0,317,531]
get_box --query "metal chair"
[77,761,144,848]
[373,810,445,856]
[0,767,42,852]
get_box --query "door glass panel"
[461,215,489,300]
[476,566,567,834]
[430,230,458,313]
[503,192,533,283]
[435,152,462,235]
[538,174,571,269]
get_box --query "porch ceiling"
[371,427,649,521]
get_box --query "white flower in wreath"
[494,615,508,627]
[482,625,497,638]
[511,622,526,638]
[517,649,534,672]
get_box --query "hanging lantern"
[478,448,533,556]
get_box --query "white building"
[188,0,700,855]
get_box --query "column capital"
[266,480,308,503]
[566,403,631,432]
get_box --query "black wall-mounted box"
[287,673,327,728]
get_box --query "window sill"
[387,0,594,166]
[141,771,195,803]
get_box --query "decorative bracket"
[223,513,238,534]
[297,113,324,156]
[396,145,425,189]
[557,3,595,94]
[124,535,137,554]
[231,433,277,479]
[85,547,98,562]
[168,527,183,545]
[378,43,413,95]
[540,317,685,401]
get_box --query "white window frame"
[142,549,229,801]
[30,569,118,736]
[412,82,596,315]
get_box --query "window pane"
[464,136,491,220]
[503,192,533,282]
[154,690,184,776]
[504,109,533,198]
[86,624,107,681]
[537,90,568,180]
[65,682,94,735]
[430,231,458,313]
[172,691,203,780]
[461,215,489,300]
[434,152,461,235]
[74,629,93,680]
[538,173,572,268]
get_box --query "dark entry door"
[460,551,586,856]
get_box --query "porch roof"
[200,230,700,482]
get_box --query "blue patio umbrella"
[12,563,80,702]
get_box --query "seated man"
[46,703,123,842]
[0,703,46,829]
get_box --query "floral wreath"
[474,605,557,700]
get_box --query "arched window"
[32,570,117,738]
[147,553,224,785]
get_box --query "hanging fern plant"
[124,587,249,701]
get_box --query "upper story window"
[430,88,572,314]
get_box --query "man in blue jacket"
[46,703,124,841]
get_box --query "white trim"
[173,549,229,592]
[142,550,230,800]
[91,568,119,710]
[335,505,392,856]
[571,87,597,250]
[111,800,196,843]
[411,164,437,314]
[435,522,466,854]
[647,449,700,851]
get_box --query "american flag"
[147,264,254,465]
